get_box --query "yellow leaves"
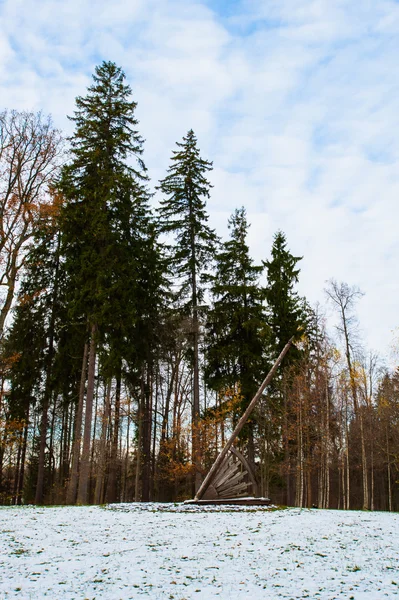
[0,418,25,447]
[157,437,194,483]
[294,333,309,352]
[378,395,389,409]
[332,347,341,362]
[0,351,21,376]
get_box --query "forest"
[0,61,398,511]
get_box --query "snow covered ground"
[0,503,398,599]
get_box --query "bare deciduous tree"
[325,279,369,509]
[0,110,63,337]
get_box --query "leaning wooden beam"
[194,337,294,501]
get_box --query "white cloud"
[0,0,398,360]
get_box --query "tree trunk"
[134,398,143,502]
[386,426,392,512]
[35,240,60,503]
[94,381,111,505]
[150,372,158,500]
[105,370,121,503]
[12,428,23,505]
[192,310,201,492]
[122,393,131,502]
[66,338,89,504]
[359,411,368,510]
[16,415,29,505]
[77,323,97,505]
[48,397,57,503]
[141,367,152,502]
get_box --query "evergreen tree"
[59,61,152,504]
[263,230,307,504]
[2,289,47,504]
[205,207,267,462]
[264,231,305,358]
[4,198,65,504]
[157,129,218,490]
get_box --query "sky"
[1,0,398,362]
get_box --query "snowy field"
[0,504,398,599]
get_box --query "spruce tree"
[264,231,305,358]
[59,61,151,504]
[263,230,307,504]
[157,130,218,490]
[205,207,266,461]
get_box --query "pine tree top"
[158,130,213,222]
[157,130,218,307]
[67,61,147,182]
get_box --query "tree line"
[0,61,398,510]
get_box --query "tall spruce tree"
[264,231,305,357]
[263,230,307,504]
[157,130,218,491]
[205,207,267,462]
[59,61,151,504]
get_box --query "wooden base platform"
[184,497,271,506]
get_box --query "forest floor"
[0,503,398,599]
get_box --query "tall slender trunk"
[150,371,158,500]
[16,414,29,505]
[192,308,201,492]
[386,426,392,512]
[66,338,89,504]
[345,442,350,510]
[341,311,368,510]
[134,396,143,502]
[283,382,290,506]
[161,361,177,443]
[296,390,304,507]
[89,375,100,499]
[106,369,121,503]
[141,367,152,502]
[35,234,60,505]
[325,376,330,509]
[359,411,368,509]
[58,403,66,482]
[94,381,111,505]
[48,397,57,503]
[35,394,50,505]
[77,323,97,505]
[370,446,374,511]
[340,452,345,510]
[122,393,131,502]
[12,428,23,505]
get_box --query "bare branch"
[0,110,64,337]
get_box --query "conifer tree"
[59,61,151,504]
[205,207,266,461]
[2,285,47,504]
[264,231,305,358]
[3,194,88,505]
[157,130,218,490]
[263,230,306,504]
[4,197,65,504]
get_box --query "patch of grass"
[12,548,28,556]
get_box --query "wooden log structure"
[190,337,294,505]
